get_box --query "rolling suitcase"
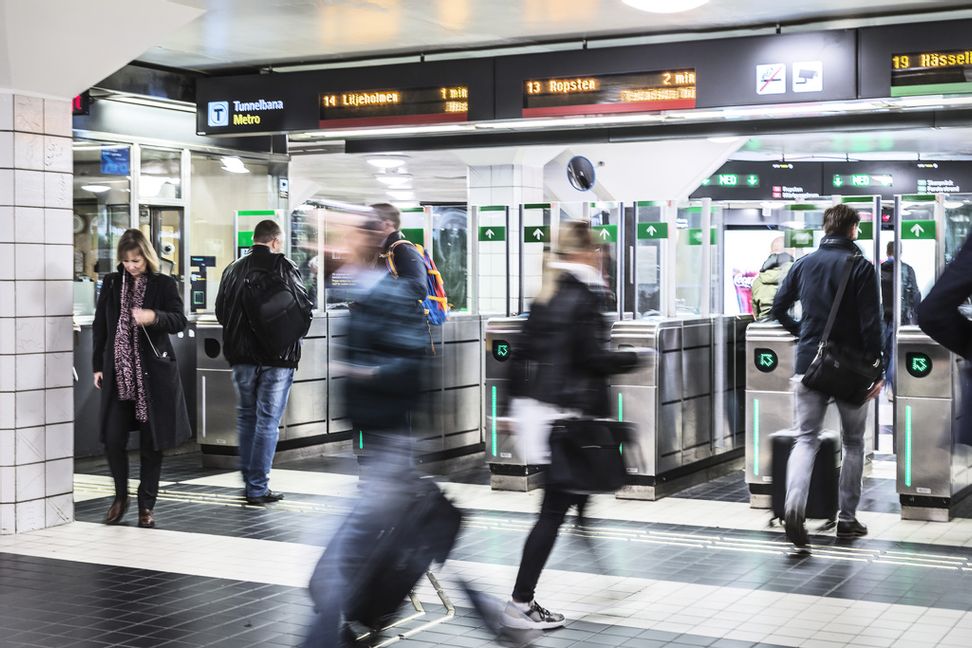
[771,431,839,524]
[343,479,463,629]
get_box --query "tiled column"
[0,93,75,534]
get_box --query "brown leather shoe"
[104,497,129,525]
[137,508,155,529]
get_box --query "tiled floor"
[2,451,972,647]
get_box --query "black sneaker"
[246,491,285,505]
[784,512,809,549]
[502,600,566,630]
[836,519,868,539]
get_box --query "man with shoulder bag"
[770,204,884,550]
[216,220,313,505]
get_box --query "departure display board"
[891,49,972,96]
[318,85,469,127]
[522,69,696,117]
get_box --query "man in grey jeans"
[771,204,884,549]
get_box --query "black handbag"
[546,418,633,494]
[802,255,883,405]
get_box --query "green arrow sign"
[478,226,506,242]
[857,221,874,241]
[523,225,550,243]
[906,352,932,378]
[637,222,669,240]
[785,228,815,248]
[592,225,617,243]
[492,339,511,362]
[687,227,717,246]
[746,174,760,187]
[901,220,936,240]
[754,348,779,373]
[401,228,424,245]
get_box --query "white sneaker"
[502,599,566,630]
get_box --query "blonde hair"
[534,221,597,305]
[117,228,160,274]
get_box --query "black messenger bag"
[802,254,883,405]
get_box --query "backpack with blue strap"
[384,239,450,327]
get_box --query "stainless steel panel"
[745,323,797,393]
[328,376,348,422]
[681,319,712,348]
[896,327,953,399]
[307,316,328,338]
[659,351,683,403]
[450,386,482,433]
[744,391,794,485]
[443,341,481,388]
[613,385,656,476]
[293,337,328,381]
[682,347,711,399]
[443,430,482,451]
[285,420,327,440]
[897,396,953,498]
[487,417,522,464]
[681,396,712,455]
[658,324,681,352]
[659,402,682,458]
[198,369,238,446]
[285,380,327,427]
[443,315,483,342]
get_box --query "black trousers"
[104,398,163,511]
[512,488,588,603]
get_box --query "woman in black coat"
[504,221,640,631]
[92,229,191,529]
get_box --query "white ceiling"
[145,0,968,71]
[289,126,972,205]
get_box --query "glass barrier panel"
[475,205,511,316]
[431,205,469,312]
[140,147,182,201]
[590,201,621,313]
[675,204,706,316]
[634,201,665,317]
[519,203,551,312]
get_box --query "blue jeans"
[231,365,295,498]
[785,379,869,523]
[882,322,895,392]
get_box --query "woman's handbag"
[546,418,633,494]
[802,255,883,405]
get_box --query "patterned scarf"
[113,273,149,422]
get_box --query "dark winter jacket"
[344,271,429,432]
[881,258,921,324]
[215,246,313,369]
[918,231,972,360]
[511,269,639,418]
[92,269,191,451]
[770,235,883,375]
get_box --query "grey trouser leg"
[785,379,869,523]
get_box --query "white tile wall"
[0,169,11,206]
[0,393,12,429]
[0,503,13,533]
[13,169,44,207]
[0,132,12,169]
[44,209,72,245]
[45,352,72,388]
[45,492,72,527]
[14,425,44,465]
[43,99,72,138]
[14,353,44,391]
[0,206,12,242]
[13,96,43,134]
[45,387,72,425]
[14,317,44,352]
[0,430,13,466]
[14,389,44,428]
[43,136,71,173]
[44,244,72,280]
[0,466,13,502]
[14,243,44,280]
[45,281,73,316]
[14,206,44,242]
[0,355,13,391]
[0,93,11,130]
[13,132,43,170]
[0,243,12,279]
[45,458,72,497]
[0,283,13,318]
[15,498,45,532]
[44,316,72,353]
[44,423,72,460]
[15,461,44,501]
[44,172,71,208]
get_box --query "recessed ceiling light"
[81,184,111,193]
[622,0,709,13]
[376,174,413,187]
[388,190,415,201]
[367,155,408,170]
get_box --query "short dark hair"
[370,203,400,230]
[253,219,282,244]
[887,240,895,257]
[823,204,860,237]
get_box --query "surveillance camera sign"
[793,61,823,93]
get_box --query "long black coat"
[93,269,191,451]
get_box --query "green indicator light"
[905,405,913,488]
[753,398,760,477]
[906,352,933,378]
[833,174,844,188]
[746,174,760,187]
[492,339,511,362]
[754,348,778,373]
[717,174,739,186]
[491,385,498,457]
[358,430,363,450]
[618,393,624,455]
[851,174,871,187]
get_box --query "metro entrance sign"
[901,220,936,240]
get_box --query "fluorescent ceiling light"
[945,200,964,209]
[392,201,419,209]
[707,136,746,144]
[220,156,250,174]
[376,174,413,186]
[315,124,475,138]
[80,184,111,194]
[387,190,415,201]
[367,156,408,170]
[622,0,709,14]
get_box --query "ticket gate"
[609,316,747,500]
[744,322,842,508]
[895,327,972,520]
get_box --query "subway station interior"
[4,1,972,647]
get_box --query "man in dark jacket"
[371,202,427,303]
[917,231,972,360]
[770,204,884,549]
[880,240,921,395]
[215,219,313,505]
